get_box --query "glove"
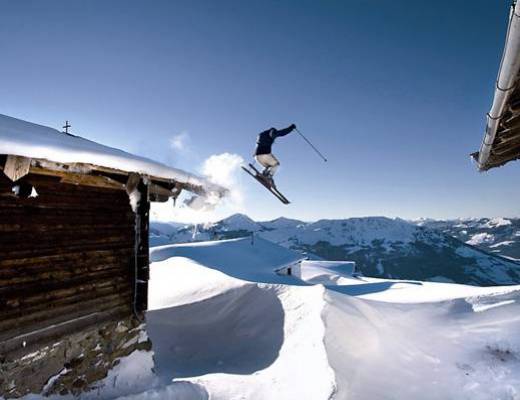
[289,123,296,131]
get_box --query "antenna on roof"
[62,120,71,134]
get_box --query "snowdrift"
[150,237,304,286]
[144,237,520,400]
[20,237,520,399]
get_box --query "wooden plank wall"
[0,172,146,347]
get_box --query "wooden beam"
[28,166,125,190]
[492,135,520,154]
[60,174,125,190]
[0,307,131,358]
[31,158,179,188]
[30,158,212,197]
[3,156,31,182]
[1,155,214,199]
[149,182,173,202]
[125,173,140,195]
[489,144,520,162]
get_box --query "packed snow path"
[145,237,520,400]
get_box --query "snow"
[250,216,421,249]
[490,240,515,248]
[471,299,516,312]
[295,217,418,247]
[481,217,512,228]
[150,237,305,286]
[116,382,208,400]
[148,269,335,400]
[297,260,356,285]
[16,237,520,400]
[148,257,245,310]
[323,289,520,400]
[466,232,495,246]
[86,350,157,399]
[260,217,304,229]
[152,214,520,285]
[144,238,520,400]
[128,188,141,213]
[42,368,69,396]
[218,214,259,231]
[150,222,183,236]
[149,233,175,248]
[0,114,225,197]
[207,215,420,248]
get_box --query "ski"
[246,164,290,204]
[241,164,290,204]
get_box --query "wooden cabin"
[473,2,520,170]
[0,114,226,397]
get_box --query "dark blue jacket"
[254,125,295,155]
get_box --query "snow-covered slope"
[151,215,520,286]
[142,238,520,400]
[417,217,520,260]
[150,237,304,287]
[24,237,520,399]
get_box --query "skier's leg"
[254,155,267,169]
[255,154,277,175]
[254,154,279,185]
[264,154,280,177]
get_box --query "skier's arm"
[272,124,296,138]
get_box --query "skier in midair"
[254,124,296,185]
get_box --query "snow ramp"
[142,237,520,400]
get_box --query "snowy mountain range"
[416,217,520,260]
[150,214,520,286]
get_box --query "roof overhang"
[0,114,228,203]
[474,2,520,171]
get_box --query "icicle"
[128,188,141,213]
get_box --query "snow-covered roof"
[474,2,520,171]
[0,113,226,197]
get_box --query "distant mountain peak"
[261,217,305,228]
[223,213,255,223]
[219,213,260,231]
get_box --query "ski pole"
[295,128,328,162]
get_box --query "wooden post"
[134,180,150,313]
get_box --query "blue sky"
[1,0,518,222]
